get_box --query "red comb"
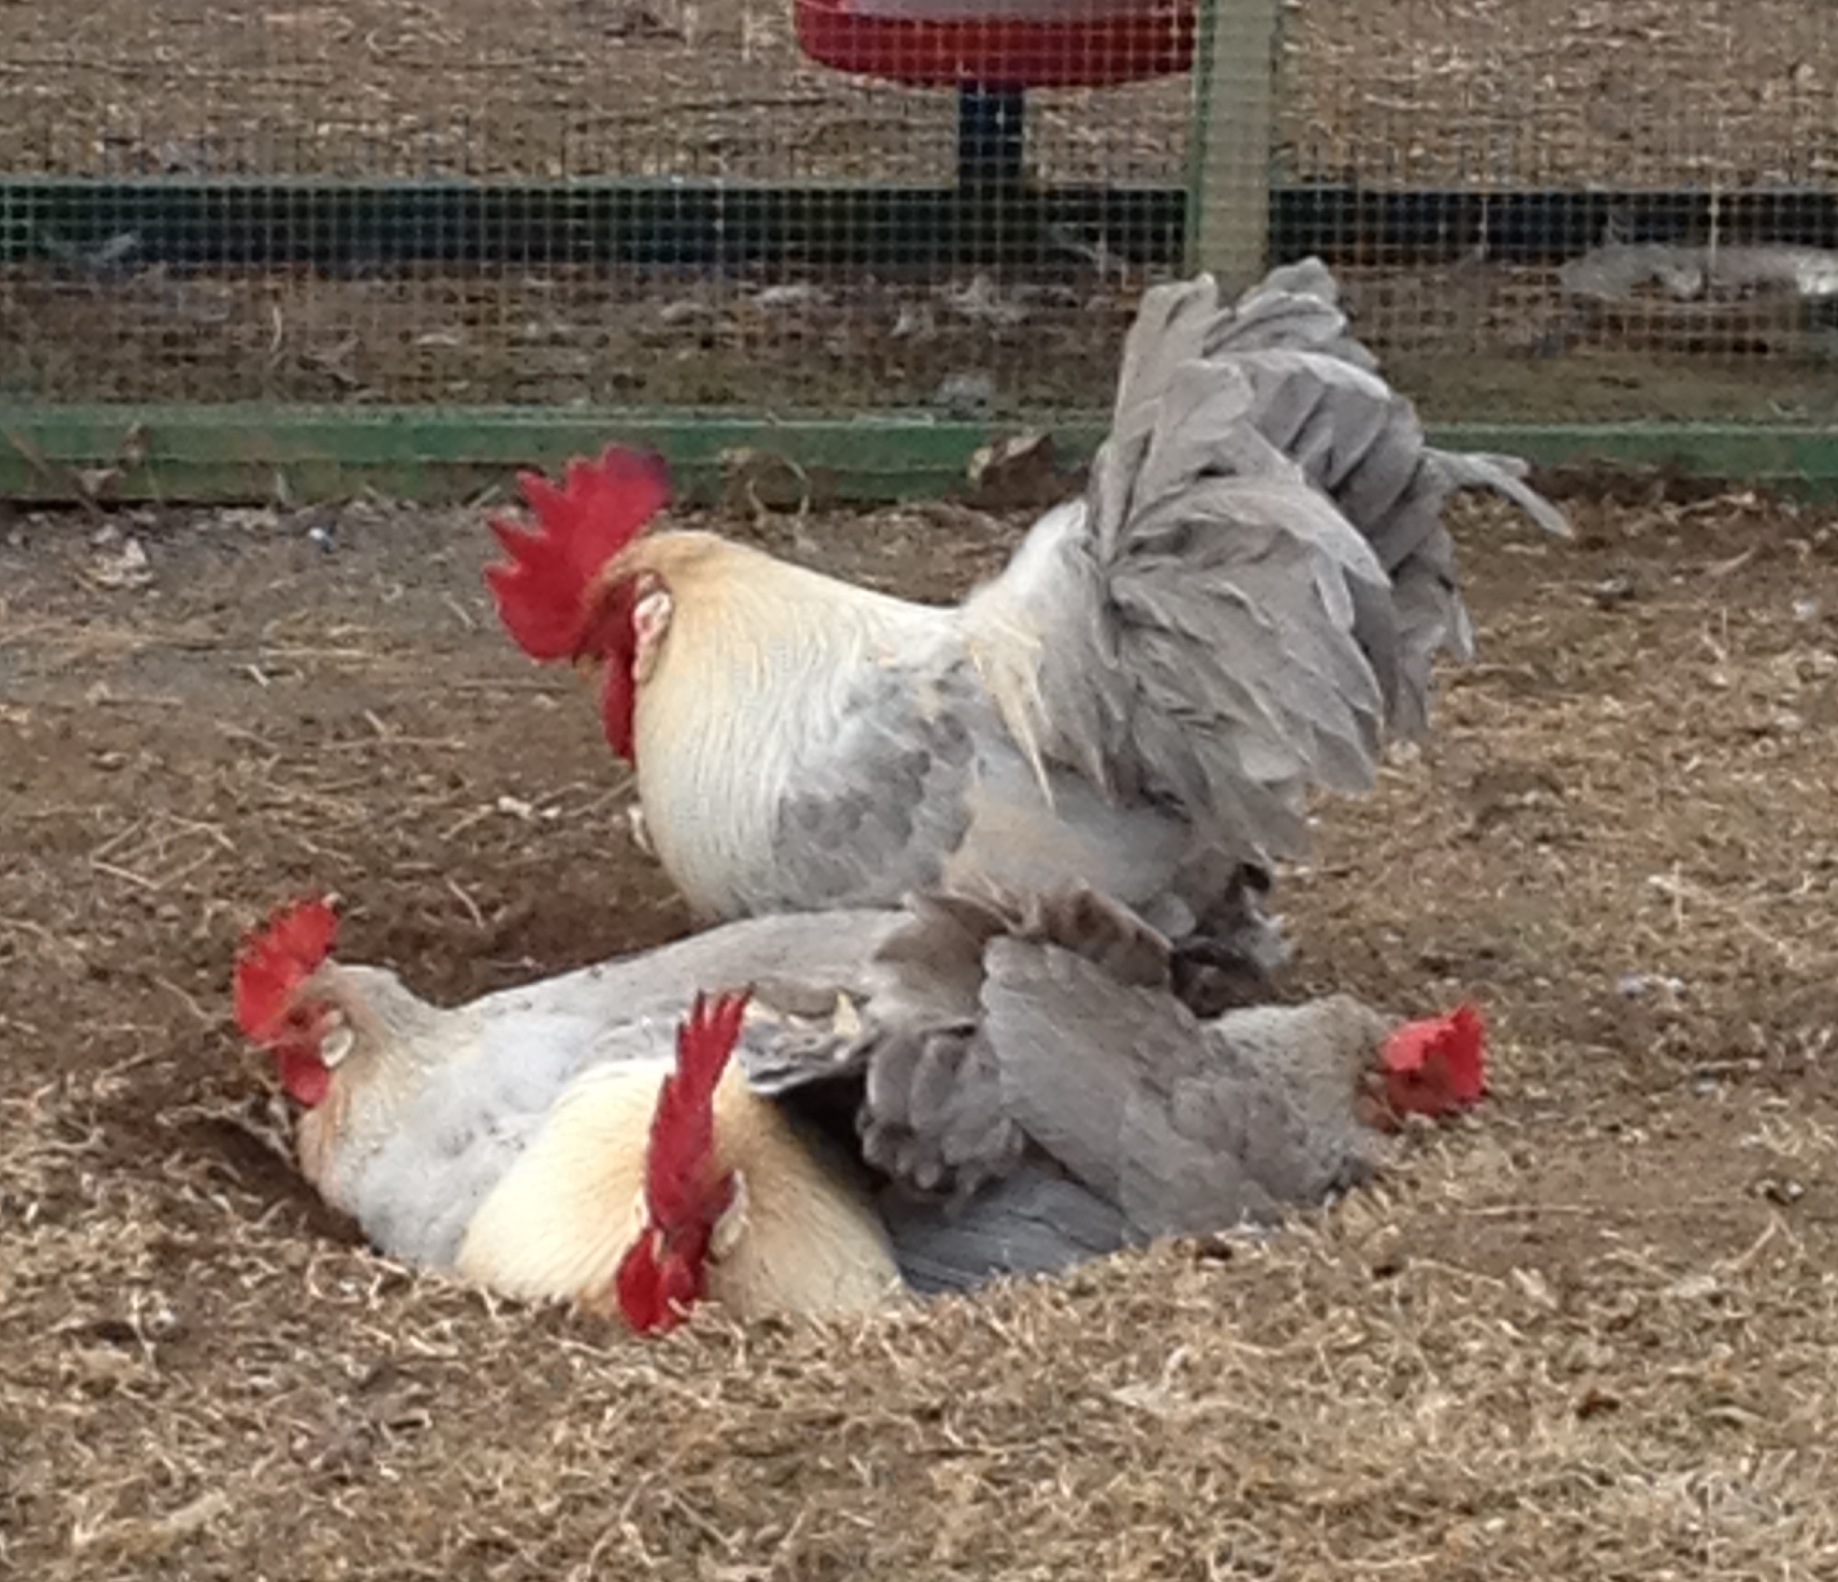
[233,895,338,1046]
[1379,1002,1487,1119]
[644,990,751,1230]
[484,445,672,660]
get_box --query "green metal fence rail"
[6,406,1838,507]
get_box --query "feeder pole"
[958,85,1029,189]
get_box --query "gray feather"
[1027,455,1398,864]
[759,656,984,910]
[746,885,1180,1203]
[976,938,1389,1238]
[1218,345,1570,731]
[881,1167,1133,1295]
[836,883,1390,1247]
[972,256,1569,888]
[1430,448,1573,539]
[857,1024,1023,1196]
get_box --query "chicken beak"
[1355,1068,1403,1135]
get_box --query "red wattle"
[613,1232,706,1335]
[601,660,638,764]
[276,1045,331,1108]
[583,579,640,763]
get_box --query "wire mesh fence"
[1281,0,1838,426]
[2,0,1834,426]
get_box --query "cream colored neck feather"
[625,535,947,916]
[293,964,445,1203]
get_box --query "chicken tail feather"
[1430,450,1573,539]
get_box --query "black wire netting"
[1,0,1834,421]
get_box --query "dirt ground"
[3,0,1836,412]
[4,477,1838,1577]
[4,0,1831,188]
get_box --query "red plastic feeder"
[795,0,1195,185]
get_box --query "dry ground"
[4,478,1838,1577]
[4,0,1832,187]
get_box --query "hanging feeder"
[794,0,1196,186]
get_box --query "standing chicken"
[485,260,1566,1008]
[231,885,1484,1332]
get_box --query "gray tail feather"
[880,1168,1134,1296]
[1432,448,1573,538]
[1247,257,1342,306]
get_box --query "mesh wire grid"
[0,0,1834,423]
[1280,0,1838,424]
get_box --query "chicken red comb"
[644,989,751,1230]
[484,445,672,661]
[233,895,338,1047]
[1379,1002,1487,1119]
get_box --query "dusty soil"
[3,0,1836,413]
[3,0,1831,188]
[4,480,1838,1577]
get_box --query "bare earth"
[4,480,1838,1577]
[4,0,1831,188]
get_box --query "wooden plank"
[0,179,1184,270]
[5,178,1835,271]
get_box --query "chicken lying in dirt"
[485,259,1567,1011]
[231,886,1485,1333]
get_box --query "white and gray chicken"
[487,260,1566,1011]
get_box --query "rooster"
[485,260,1567,1010]
[231,886,1485,1332]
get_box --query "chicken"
[231,896,909,1330]
[231,885,1484,1331]
[752,884,1485,1294]
[485,260,1567,1010]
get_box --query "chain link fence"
[2,0,1834,425]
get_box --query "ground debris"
[3,485,1838,1579]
